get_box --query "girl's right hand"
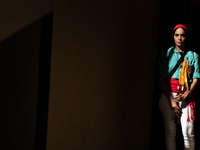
[171,98,181,114]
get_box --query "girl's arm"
[174,78,198,101]
[158,75,181,113]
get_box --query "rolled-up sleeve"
[156,51,168,77]
[192,52,200,79]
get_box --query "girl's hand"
[171,98,181,114]
[174,94,183,102]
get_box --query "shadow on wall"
[0,12,52,150]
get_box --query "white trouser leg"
[159,93,176,150]
[172,93,195,150]
[181,110,195,150]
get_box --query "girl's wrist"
[186,90,191,94]
[183,90,190,100]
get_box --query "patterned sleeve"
[192,52,200,79]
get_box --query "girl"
[157,24,200,150]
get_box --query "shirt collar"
[174,46,185,55]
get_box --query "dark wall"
[47,1,160,149]
[0,0,161,149]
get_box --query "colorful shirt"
[156,45,200,82]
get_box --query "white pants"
[159,93,195,150]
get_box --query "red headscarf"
[173,24,188,32]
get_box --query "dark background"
[0,0,199,150]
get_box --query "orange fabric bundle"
[179,59,190,90]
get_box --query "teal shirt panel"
[156,46,200,82]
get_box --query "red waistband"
[169,78,195,122]
[169,78,183,94]
[169,78,194,101]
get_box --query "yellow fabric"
[179,60,190,90]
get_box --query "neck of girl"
[176,45,185,53]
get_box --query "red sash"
[169,78,195,122]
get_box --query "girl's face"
[173,27,187,48]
